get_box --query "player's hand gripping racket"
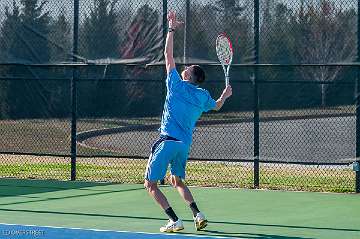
[216,33,233,87]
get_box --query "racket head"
[216,33,233,66]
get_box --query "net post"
[253,0,260,189]
[356,0,360,193]
[160,0,168,186]
[70,0,80,181]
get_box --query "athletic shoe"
[194,212,208,230]
[160,219,184,233]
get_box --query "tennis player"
[144,10,232,233]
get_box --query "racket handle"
[225,76,230,87]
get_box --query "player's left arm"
[213,85,232,111]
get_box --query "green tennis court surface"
[0,179,359,239]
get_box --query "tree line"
[0,0,356,119]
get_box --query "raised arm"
[213,85,232,111]
[164,11,183,74]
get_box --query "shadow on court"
[0,187,144,206]
[0,208,358,236]
[0,178,115,197]
[193,230,316,239]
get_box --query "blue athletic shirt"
[160,68,217,145]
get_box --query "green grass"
[259,165,355,193]
[0,159,355,193]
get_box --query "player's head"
[181,65,205,84]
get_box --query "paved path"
[81,116,355,163]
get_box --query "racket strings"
[216,36,232,65]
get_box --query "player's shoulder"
[168,67,180,77]
[167,68,182,87]
[196,87,210,94]
[194,87,212,99]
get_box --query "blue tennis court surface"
[0,224,230,239]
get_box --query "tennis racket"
[216,33,233,87]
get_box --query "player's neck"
[183,79,197,86]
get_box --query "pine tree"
[0,1,21,118]
[18,0,51,63]
[81,0,119,59]
[0,0,52,118]
[0,1,21,62]
[79,0,127,117]
[50,9,71,62]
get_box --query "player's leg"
[169,143,208,230]
[144,139,184,232]
[144,179,170,210]
[144,179,183,232]
[170,175,194,205]
[170,175,208,230]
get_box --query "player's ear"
[192,65,205,84]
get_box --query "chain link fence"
[0,0,358,192]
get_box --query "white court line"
[0,223,233,239]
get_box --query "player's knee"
[170,175,183,188]
[144,180,157,192]
[143,180,151,190]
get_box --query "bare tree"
[296,0,356,106]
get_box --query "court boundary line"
[0,223,230,239]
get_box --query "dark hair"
[191,65,205,84]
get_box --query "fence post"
[71,0,80,181]
[356,0,360,193]
[160,0,168,186]
[253,0,260,188]
[184,0,190,64]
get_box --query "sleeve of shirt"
[166,68,182,90]
[203,91,216,112]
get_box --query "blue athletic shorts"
[145,135,190,182]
